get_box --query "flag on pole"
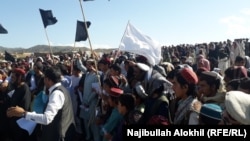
[119,22,162,66]
[5,51,15,62]
[0,24,8,34]
[75,20,91,42]
[39,9,57,28]
[83,0,94,1]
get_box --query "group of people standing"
[0,38,250,141]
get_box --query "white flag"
[119,22,162,66]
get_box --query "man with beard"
[76,57,102,141]
[6,68,31,141]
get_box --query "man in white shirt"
[7,66,76,141]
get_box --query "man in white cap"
[219,90,250,125]
[132,62,173,99]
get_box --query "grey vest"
[40,85,76,141]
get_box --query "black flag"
[0,24,8,34]
[75,21,91,42]
[5,51,15,62]
[39,9,57,28]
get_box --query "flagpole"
[79,0,94,54]
[44,28,55,64]
[113,20,130,62]
[79,0,100,79]
[78,0,102,127]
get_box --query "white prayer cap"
[136,63,150,71]
[225,91,250,125]
[176,64,193,70]
[0,60,7,63]
[37,56,44,62]
[53,55,60,61]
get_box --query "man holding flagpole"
[39,8,57,65]
[119,22,173,124]
[119,21,172,93]
[119,22,162,66]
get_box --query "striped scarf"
[174,96,194,125]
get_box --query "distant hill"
[0,45,117,54]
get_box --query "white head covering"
[135,82,148,99]
[37,56,44,62]
[225,91,250,125]
[136,63,150,71]
[53,55,60,61]
[177,64,193,70]
[211,71,226,93]
[245,56,250,69]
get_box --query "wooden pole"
[78,0,101,127]
[44,28,55,64]
[113,20,130,63]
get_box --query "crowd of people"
[0,38,250,141]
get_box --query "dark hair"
[98,58,111,66]
[103,78,114,88]
[196,67,208,77]
[11,63,18,68]
[235,55,244,63]
[153,83,166,96]
[175,70,196,97]
[57,63,69,76]
[44,66,62,83]
[103,76,120,88]
[224,67,234,80]
[34,61,44,71]
[109,95,119,105]
[226,79,240,90]
[136,55,148,64]
[199,73,220,90]
[87,59,96,66]
[110,64,121,75]
[166,69,178,80]
[224,66,247,80]
[13,71,26,82]
[239,77,250,90]
[73,65,80,72]
[118,93,136,112]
